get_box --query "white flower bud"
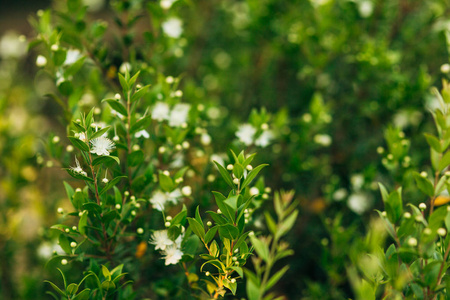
[175,144,183,151]
[246,165,253,171]
[131,210,136,216]
[262,193,269,199]
[137,228,144,234]
[419,203,427,210]
[166,76,174,84]
[227,164,234,170]
[438,228,447,237]
[51,44,59,51]
[205,271,210,276]
[94,107,101,115]
[57,207,64,214]
[217,209,222,214]
[115,204,121,210]
[52,136,60,143]
[403,212,411,219]
[407,237,417,247]
[65,228,70,233]
[174,90,183,97]
[166,216,172,221]
[441,64,450,73]
[135,203,141,208]
[163,170,170,176]
[113,136,120,142]
[102,177,109,184]
[165,221,171,227]
[182,141,190,149]
[70,242,77,248]
[381,211,387,217]
[420,171,427,178]
[132,145,140,151]
[387,154,394,160]
[72,226,77,231]
[233,178,240,185]
[66,145,74,152]
[124,191,130,196]
[182,186,192,196]
[207,221,212,226]
[75,188,82,193]
[423,228,432,235]
[114,93,121,100]
[61,259,68,265]
[264,187,272,193]
[376,147,384,154]
[159,146,166,154]
[36,55,47,67]
[181,122,188,128]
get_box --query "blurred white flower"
[201,133,212,145]
[0,31,27,59]
[181,186,192,196]
[82,0,105,11]
[162,18,183,38]
[441,64,450,74]
[169,103,190,127]
[332,188,347,201]
[255,130,274,147]
[150,190,167,211]
[348,193,372,215]
[90,137,115,156]
[162,245,183,265]
[149,230,173,251]
[64,49,81,65]
[135,129,150,139]
[36,55,47,67]
[119,62,131,73]
[160,0,177,9]
[167,189,182,204]
[313,134,332,147]
[236,124,256,145]
[358,1,374,18]
[152,102,170,121]
[350,174,364,190]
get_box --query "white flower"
[149,230,173,251]
[169,103,190,127]
[64,49,81,65]
[201,133,211,145]
[160,0,177,9]
[78,132,87,142]
[441,64,450,74]
[0,31,27,59]
[90,137,115,156]
[150,190,168,211]
[119,62,131,74]
[70,157,84,173]
[332,188,347,201]
[162,245,183,265]
[181,186,192,196]
[36,55,47,67]
[313,134,332,147]
[167,189,182,204]
[135,129,150,139]
[255,130,274,147]
[152,102,170,121]
[162,18,183,38]
[348,193,372,215]
[236,124,256,146]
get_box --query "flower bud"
[137,228,144,234]
[407,237,417,247]
[419,203,427,210]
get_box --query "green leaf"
[78,211,88,235]
[103,99,128,116]
[90,126,111,140]
[438,151,450,172]
[424,133,442,153]
[218,224,239,240]
[246,277,260,300]
[99,176,127,195]
[241,164,268,190]
[72,120,85,132]
[187,217,205,240]
[128,71,140,87]
[249,235,269,262]
[63,181,74,200]
[195,206,204,227]
[172,205,187,226]
[92,155,120,166]
[213,192,235,223]
[68,136,89,152]
[85,108,95,128]
[102,265,111,280]
[224,196,239,211]
[278,210,298,238]
[124,149,142,167]
[213,161,234,188]
[413,172,435,197]
[66,283,78,295]
[264,212,277,235]
[385,188,403,224]
[206,211,228,225]
[266,265,289,290]
[182,234,200,257]
[233,163,244,179]
[130,115,152,134]
[205,226,218,244]
[118,73,129,93]
[44,281,66,297]
[424,261,441,287]
[131,84,150,102]
[59,234,72,254]
[159,172,174,192]
[72,289,90,300]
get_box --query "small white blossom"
[236,124,256,146]
[181,186,192,196]
[169,103,190,127]
[348,193,372,215]
[149,230,173,251]
[162,245,183,265]
[70,157,84,174]
[160,0,177,9]
[119,62,131,74]
[135,129,150,139]
[64,49,81,65]
[90,137,115,156]
[255,130,274,147]
[162,18,183,38]
[36,55,47,67]
[152,102,170,121]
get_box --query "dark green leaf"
[68,136,89,152]
[103,99,128,116]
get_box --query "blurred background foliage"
[1,0,450,298]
